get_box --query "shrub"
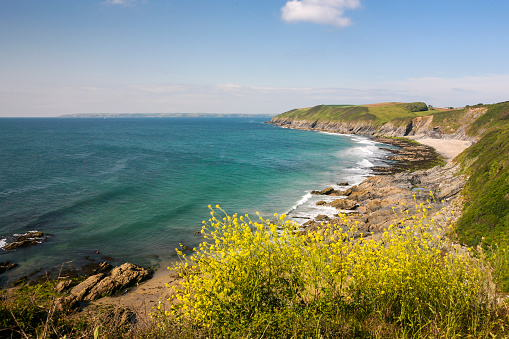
[159,205,505,338]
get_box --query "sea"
[0,117,392,284]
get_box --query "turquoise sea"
[0,117,391,284]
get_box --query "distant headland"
[59,113,275,118]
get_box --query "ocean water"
[0,117,391,283]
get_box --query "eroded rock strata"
[302,162,465,238]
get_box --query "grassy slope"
[276,102,431,126]
[454,101,509,249]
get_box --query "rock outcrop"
[303,162,466,236]
[3,231,49,250]
[56,263,153,311]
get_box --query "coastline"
[2,124,472,323]
[87,131,470,319]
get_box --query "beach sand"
[89,265,180,320]
[411,138,473,160]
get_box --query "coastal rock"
[315,215,330,222]
[355,206,368,214]
[366,199,383,213]
[327,199,358,210]
[342,185,358,196]
[67,263,153,303]
[315,200,327,206]
[11,276,28,286]
[3,231,48,250]
[16,231,44,242]
[82,261,113,276]
[410,175,421,186]
[55,295,80,312]
[0,261,18,274]
[55,279,76,293]
[70,273,106,301]
[302,220,321,232]
[311,187,341,196]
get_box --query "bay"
[0,117,390,283]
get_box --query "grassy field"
[275,102,433,126]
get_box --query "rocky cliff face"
[269,107,487,141]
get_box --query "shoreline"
[3,129,473,323]
[88,133,469,318]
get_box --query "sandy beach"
[410,138,473,160]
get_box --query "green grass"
[429,108,466,134]
[450,101,509,291]
[467,101,509,136]
[275,102,430,126]
[455,127,509,248]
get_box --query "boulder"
[311,187,340,196]
[327,199,358,210]
[315,215,330,222]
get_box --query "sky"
[1,0,509,117]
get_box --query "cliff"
[269,103,487,141]
[271,101,509,255]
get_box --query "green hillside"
[454,102,509,246]
[276,102,432,126]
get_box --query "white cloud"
[281,0,361,27]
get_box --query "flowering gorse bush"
[157,204,504,338]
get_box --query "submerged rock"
[0,261,18,274]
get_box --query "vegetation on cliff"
[273,102,431,127]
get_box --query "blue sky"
[1,0,509,117]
